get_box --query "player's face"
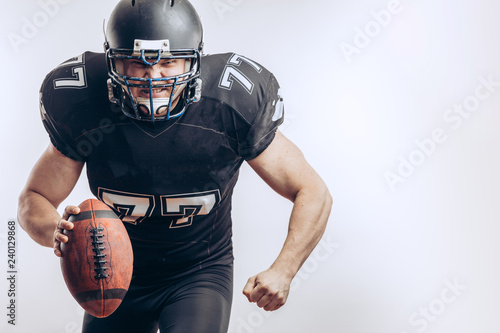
[121,58,187,116]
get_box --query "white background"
[1,0,500,332]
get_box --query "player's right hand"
[53,205,79,257]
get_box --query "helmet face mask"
[104,0,203,122]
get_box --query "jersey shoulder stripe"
[200,53,282,125]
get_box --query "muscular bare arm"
[243,130,332,311]
[18,143,84,254]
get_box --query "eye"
[160,59,176,66]
[131,60,146,67]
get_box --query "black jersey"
[40,52,284,281]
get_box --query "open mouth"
[141,87,169,98]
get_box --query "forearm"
[17,144,84,248]
[270,184,332,279]
[18,190,61,248]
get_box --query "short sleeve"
[39,82,85,162]
[37,52,111,163]
[237,73,284,160]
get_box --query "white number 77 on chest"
[98,188,221,227]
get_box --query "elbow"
[17,187,43,232]
[295,179,333,211]
[311,177,332,212]
[325,187,333,213]
[321,184,333,222]
[17,187,31,231]
[298,180,332,224]
[18,186,32,204]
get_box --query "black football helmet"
[104,0,203,121]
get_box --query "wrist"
[269,260,298,281]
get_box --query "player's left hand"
[243,268,292,311]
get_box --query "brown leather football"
[60,199,133,318]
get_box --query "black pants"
[82,264,233,333]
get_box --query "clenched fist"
[243,268,292,311]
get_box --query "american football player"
[17,0,332,332]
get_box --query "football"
[60,199,133,318]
